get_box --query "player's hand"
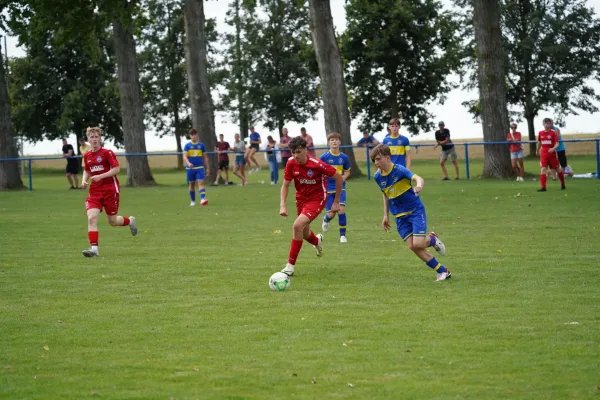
[206,170,211,177]
[433,144,438,150]
[548,148,555,153]
[279,206,288,217]
[382,216,390,232]
[81,181,88,189]
[91,175,103,182]
[536,150,540,156]
[330,201,340,214]
[414,185,423,194]
[187,162,194,168]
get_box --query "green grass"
[1,157,599,399]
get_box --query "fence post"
[28,159,32,191]
[596,138,600,179]
[365,146,371,180]
[464,144,470,180]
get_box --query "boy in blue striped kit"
[371,144,451,281]
[183,129,210,206]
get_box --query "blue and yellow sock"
[428,234,436,247]
[189,191,196,202]
[339,213,347,236]
[426,257,447,273]
[199,189,206,200]
[324,213,333,223]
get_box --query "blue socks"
[189,191,196,201]
[199,189,206,200]
[426,257,447,273]
[339,213,347,236]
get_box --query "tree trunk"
[113,17,155,186]
[173,111,184,170]
[183,0,217,180]
[308,0,362,177]
[0,46,24,190]
[234,0,249,140]
[472,0,512,178]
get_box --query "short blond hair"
[86,126,101,137]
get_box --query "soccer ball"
[269,272,291,292]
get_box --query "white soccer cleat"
[437,270,452,281]
[321,219,329,232]
[190,201,196,206]
[200,199,208,206]
[129,216,138,236]
[281,263,295,276]
[340,235,347,243]
[516,177,520,181]
[429,232,446,255]
[314,233,324,257]
[82,248,99,258]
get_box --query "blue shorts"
[395,204,427,241]
[187,168,205,182]
[326,190,346,210]
[235,157,246,166]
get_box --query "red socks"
[558,171,565,185]
[306,231,319,246]
[540,174,547,189]
[288,239,303,265]
[88,231,99,246]
[122,217,130,226]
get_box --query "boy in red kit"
[80,127,138,257]
[536,118,565,192]
[279,136,343,276]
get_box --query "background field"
[1,157,599,399]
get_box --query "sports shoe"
[516,177,520,181]
[190,201,196,206]
[340,235,347,243]
[537,188,547,192]
[429,232,446,255]
[200,199,208,206]
[129,216,138,236]
[437,270,452,281]
[442,177,450,181]
[314,233,324,257]
[321,219,329,232]
[82,248,99,257]
[281,263,295,276]
[561,184,566,190]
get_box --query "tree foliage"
[342,0,463,135]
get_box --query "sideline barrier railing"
[1,139,598,191]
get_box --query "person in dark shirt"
[62,139,80,189]
[214,134,231,185]
[434,121,459,180]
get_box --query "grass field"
[1,157,599,399]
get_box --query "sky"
[4,0,600,156]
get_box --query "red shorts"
[296,200,325,222]
[540,152,559,169]
[86,191,120,216]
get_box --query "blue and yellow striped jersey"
[374,164,422,217]
[184,141,206,169]
[382,135,410,167]
[320,151,351,193]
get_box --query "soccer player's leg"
[428,232,446,255]
[105,193,137,236]
[338,190,347,242]
[282,212,311,276]
[83,197,102,257]
[550,155,566,189]
[187,170,197,205]
[301,202,324,256]
[322,194,335,232]
[538,157,549,191]
[196,169,208,205]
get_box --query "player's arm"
[279,179,291,217]
[405,147,412,170]
[412,174,424,194]
[341,169,351,182]
[536,137,541,155]
[371,137,379,145]
[382,194,390,232]
[549,133,559,153]
[81,169,90,188]
[203,153,210,175]
[183,148,192,168]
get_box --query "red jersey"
[538,130,558,154]
[83,147,120,194]
[284,156,337,203]
[215,141,231,161]
[507,131,522,152]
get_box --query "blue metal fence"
[1,139,598,191]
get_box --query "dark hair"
[189,128,198,135]
[300,127,306,132]
[543,118,553,124]
[289,136,307,151]
[370,144,391,162]
[267,135,276,143]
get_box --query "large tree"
[308,0,362,177]
[342,0,462,135]
[473,0,512,178]
[112,1,155,186]
[0,42,23,190]
[244,0,320,135]
[183,0,217,179]
[502,0,600,154]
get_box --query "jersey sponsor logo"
[307,169,313,177]
[294,171,300,175]
[90,165,105,172]
[299,178,317,184]
[96,156,103,163]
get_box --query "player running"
[320,132,351,243]
[80,127,137,257]
[536,118,565,192]
[183,128,210,206]
[279,136,343,276]
[371,144,451,281]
